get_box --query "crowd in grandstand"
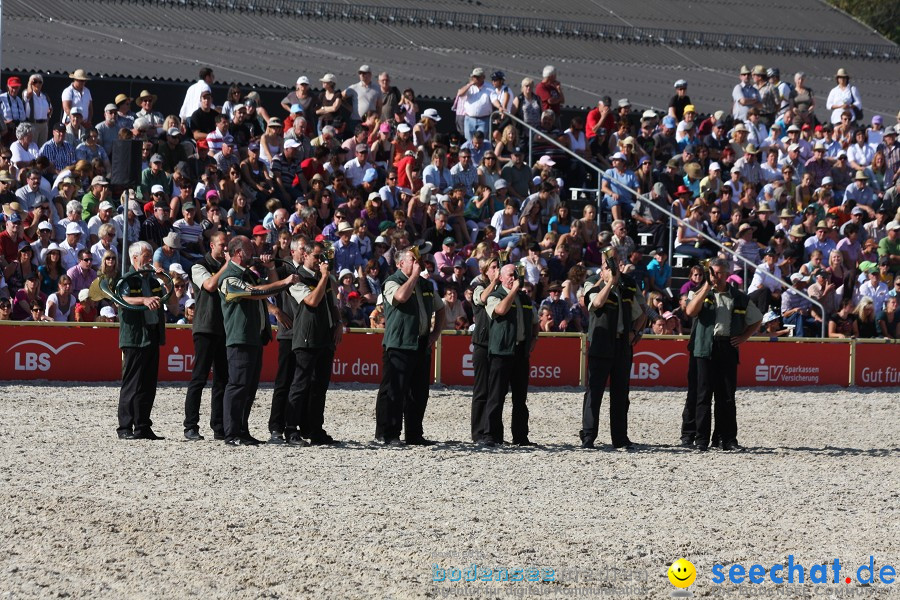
[0,63,898,338]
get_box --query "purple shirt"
[66,264,97,295]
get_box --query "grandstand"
[3,0,899,115]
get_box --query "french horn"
[99,268,174,312]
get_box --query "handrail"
[490,110,827,337]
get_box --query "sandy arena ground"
[0,382,898,599]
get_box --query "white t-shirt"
[61,85,92,122]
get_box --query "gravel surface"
[0,383,898,599]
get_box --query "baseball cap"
[284,139,301,149]
[65,222,82,235]
[150,154,163,164]
[442,236,457,246]
[150,184,165,195]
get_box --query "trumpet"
[99,268,174,312]
[601,247,617,273]
[498,248,511,265]
[515,263,526,285]
[321,240,335,270]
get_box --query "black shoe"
[615,443,635,452]
[224,437,254,447]
[722,442,743,452]
[695,445,709,452]
[117,431,135,440]
[513,439,537,447]
[309,434,339,446]
[184,429,204,441]
[580,440,596,449]
[476,438,496,448]
[406,437,437,446]
[287,433,310,447]
[267,432,286,445]
[213,432,226,441]
[135,430,165,440]
[240,435,263,446]
[680,438,695,447]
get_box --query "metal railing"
[489,111,827,337]
[122,0,900,61]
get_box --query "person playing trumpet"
[580,248,647,450]
[219,235,298,447]
[116,241,168,441]
[374,247,446,446]
[481,263,539,447]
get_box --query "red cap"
[7,76,21,88]
[252,225,268,236]
[197,139,209,150]
[676,185,691,196]
[347,291,361,300]
[814,125,824,132]
[314,234,325,242]
[801,123,811,130]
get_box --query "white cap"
[78,289,90,302]
[100,306,117,319]
[185,298,196,309]
[296,76,310,85]
[822,176,833,185]
[37,221,53,231]
[284,139,301,149]
[788,143,800,152]
[731,166,741,174]
[397,123,411,133]
[150,184,165,195]
[65,222,82,235]
[610,152,627,162]
[99,201,115,211]
[709,162,721,171]
[537,155,556,166]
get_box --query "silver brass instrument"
[321,240,335,270]
[99,268,174,312]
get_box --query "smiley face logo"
[668,558,696,588]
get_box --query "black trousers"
[183,332,227,435]
[680,354,698,443]
[223,344,264,441]
[470,344,490,442]
[695,340,739,448]
[581,339,632,447]
[117,329,160,436]
[287,347,334,438]
[268,338,297,434]
[484,343,530,444]
[375,340,431,441]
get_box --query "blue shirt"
[603,168,638,207]
[646,258,672,288]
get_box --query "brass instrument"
[498,248,511,265]
[223,258,298,302]
[99,268,174,312]
[601,247,617,273]
[515,263,526,285]
[321,240,335,270]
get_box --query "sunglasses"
[80,257,92,262]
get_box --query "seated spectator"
[442,286,467,325]
[645,248,672,297]
[855,264,889,313]
[827,297,858,338]
[45,274,75,322]
[854,296,878,338]
[877,295,899,339]
[781,273,817,337]
[538,305,555,332]
[153,232,184,272]
[74,289,97,322]
[761,310,791,338]
[808,268,840,324]
[679,265,705,297]
[98,306,118,323]
[539,282,568,332]
[341,291,366,327]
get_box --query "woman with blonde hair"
[512,77,542,130]
[853,296,878,338]
[494,124,519,165]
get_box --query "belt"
[713,336,731,341]
[33,120,48,124]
